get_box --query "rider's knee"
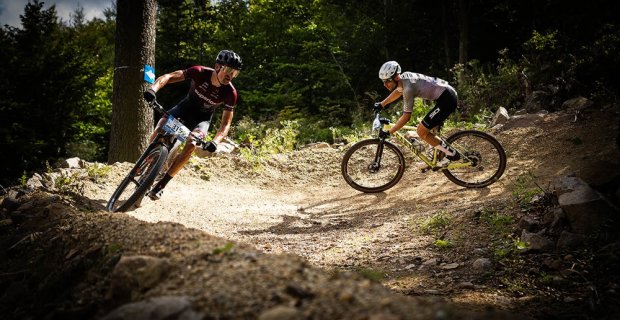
[417,125,430,140]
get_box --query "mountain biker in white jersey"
[374,60,461,162]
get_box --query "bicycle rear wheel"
[106,145,169,212]
[341,139,405,193]
[442,130,506,188]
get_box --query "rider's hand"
[373,102,383,113]
[379,129,390,139]
[203,141,217,153]
[143,88,156,103]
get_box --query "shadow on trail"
[239,191,396,236]
[301,191,387,214]
[66,191,110,212]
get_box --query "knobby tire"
[106,145,169,212]
[341,139,405,193]
[442,130,506,188]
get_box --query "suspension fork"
[372,139,386,166]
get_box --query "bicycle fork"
[369,140,385,172]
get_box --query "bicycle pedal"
[421,166,432,173]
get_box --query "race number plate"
[162,115,190,142]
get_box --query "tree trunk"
[457,0,469,65]
[108,0,157,163]
[441,0,452,68]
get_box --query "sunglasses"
[382,78,394,84]
[220,65,240,78]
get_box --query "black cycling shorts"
[421,89,458,130]
[166,95,213,135]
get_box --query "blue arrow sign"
[144,64,155,84]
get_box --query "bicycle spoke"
[107,147,168,212]
[443,131,506,188]
[342,140,405,192]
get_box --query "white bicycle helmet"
[378,61,401,80]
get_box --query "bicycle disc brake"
[463,151,481,167]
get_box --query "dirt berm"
[1,104,619,319]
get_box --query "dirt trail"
[79,107,619,314]
[4,106,619,319]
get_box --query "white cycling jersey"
[400,72,456,113]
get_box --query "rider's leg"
[417,125,441,147]
[418,88,459,160]
[165,123,208,177]
[149,102,211,200]
[149,127,207,200]
[148,141,196,200]
[417,124,458,159]
[148,116,168,143]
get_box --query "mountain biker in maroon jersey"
[142,49,242,200]
[373,60,461,163]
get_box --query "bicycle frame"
[106,100,210,212]
[380,122,473,171]
[341,110,506,192]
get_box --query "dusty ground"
[1,105,620,319]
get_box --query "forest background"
[0,0,618,186]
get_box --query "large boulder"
[554,176,617,234]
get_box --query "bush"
[452,50,523,117]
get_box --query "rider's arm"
[388,112,412,134]
[150,70,185,92]
[212,110,233,144]
[380,89,403,107]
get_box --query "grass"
[418,210,453,236]
[356,268,385,281]
[433,239,454,249]
[213,242,235,255]
[480,208,514,234]
[511,171,545,211]
[86,163,111,183]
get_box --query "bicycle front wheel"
[341,139,405,193]
[442,130,506,188]
[106,145,169,212]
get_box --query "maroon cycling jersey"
[183,66,237,112]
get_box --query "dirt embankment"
[1,105,619,319]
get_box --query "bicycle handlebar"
[151,99,168,115]
[148,99,209,148]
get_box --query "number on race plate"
[162,115,191,142]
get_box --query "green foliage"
[0,1,115,186]
[356,268,385,281]
[2,0,619,187]
[493,238,529,260]
[511,171,544,211]
[212,242,235,255]
[452,50,522,117]
[20,171,28,188]
[475,208,521,261]
[433,239,454,250]
[524,30,557,51]
[52,170,86,195]
[233,117,300,169]
[86,163,111,183]
[480,208,514,234]
[418,211,453,236]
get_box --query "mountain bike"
[106,99,210,212]
[341,109,507,193]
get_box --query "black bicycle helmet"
[216,50,243,70]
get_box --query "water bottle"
[409,137,426,153]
